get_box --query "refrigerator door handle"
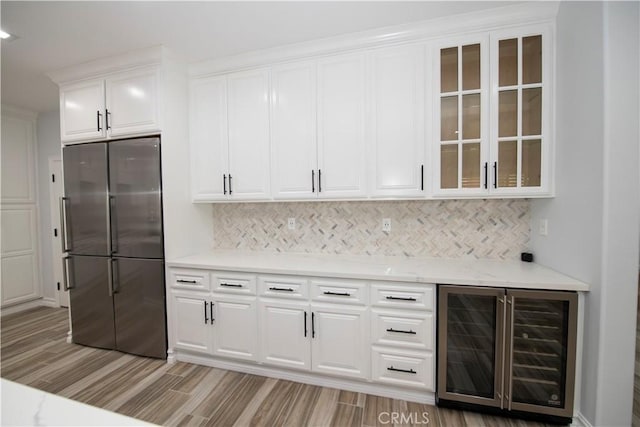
[62,256,72,290]
[107,259,114,297]
[112,258,120,294]
[59,197,71,252]
[109,196,118,254]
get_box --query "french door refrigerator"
[437,286,578,425]
[61,137,166,359]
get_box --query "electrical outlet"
[382,218,391,232]
[288,218,296,230]
[539,219,548,236]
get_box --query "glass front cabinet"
[433,24,552,197]
[437,286,578,424]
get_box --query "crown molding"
[190,1,559,78]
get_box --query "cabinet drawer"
[212,272,256,295]
[372,347,433,390]
[372,310,433,351]
[259,276,308,300]
[170,269,211,291]
[371,283,434,311]
[310,279,367,305]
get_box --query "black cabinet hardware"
[204,301,209,324]
[421,165,424,191]
[269,287,294,292]
[223,174,227,195]
[323,291,351,297]
[177,279,197,284]
[210,301,215,323]
[54,228,58,237]
[220,283,242,288]
[228,175,233,194]
[493,161,497,188]
[484,162,488,189]
[318,169,322,192]
[304,311,308,337]
[312,170,315,193]
[386,328,417,335]
[52,173,55,183]
[106,109,111,130]
[387,366,416,374]
[386,296,417,301]
[96,111,102,131]
[312,312,315,338]
[57,282,61,291]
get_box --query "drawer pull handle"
[387,366,417,374]
[177,279,197,284]
[221,283,243,288]
[324,291,351,297]
[386,296,417,301]
[269,287,294,292]
[386,328,416,335]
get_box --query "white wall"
[530,2,640,425]
[35,110,61,303]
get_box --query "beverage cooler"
[436,286,578,425]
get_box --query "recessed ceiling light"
[0,30,11,39]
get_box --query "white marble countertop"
[167,250,590,292]
[0,379,154,426]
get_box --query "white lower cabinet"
[171,292,213,354]
[211,296,258,361]
[372,346,434,389]
[259,299,311,370]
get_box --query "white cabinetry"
[270,54,366,200]
[59,67,161,143]
[171,292,213,354]
[259,299,311,370]
[369,45,426,197]
[211,296,258,361]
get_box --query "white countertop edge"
[166,251,590,292]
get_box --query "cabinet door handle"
[311,170,315,193]
[204,301,208,324]
[269,287,294,292]
[311,312,315,338]
[387,366,416,374]
[386,296,416,301]
[493,161,497,189]
[228,174,233,194]
[97,111,102,131]
[105,109,111,130]
[210,301,215,324]
[304,311,308,337]
[484,162,488,189]
[223,174,227,195]
[421,164,424,191]
[323,291,351,297]
[386,328,416,335]
[220,282,242,288]
[177,279,197,284]
[318,169,322,192]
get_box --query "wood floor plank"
[115,373,184,417]
[305,387,340,427]
[191,371,246,418]
[331,403,363,427]
[232,377,278,427]
[248,379,303,426]
[204,374,267,426]
[282,383,323,427]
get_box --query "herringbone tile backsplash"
[212,199,530,260]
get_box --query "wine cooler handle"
[497,296,506,409]
[507,296,515,411]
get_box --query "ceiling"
[1,1,512,113]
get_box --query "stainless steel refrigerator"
[61,137,166,359]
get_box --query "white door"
[211,296,258,361]
[270,62,317,199]
[59,79,106,143]
[171,293,213,354]
[190,76,230,201]
[49,158,68,307]
[227,69,271,200]
[317,53,367,199]
[369,45,425,197]
[259,300,311,370]
[106,67,161,137]
[311,304,369,379]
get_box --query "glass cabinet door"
[505,290,578,418]
[435,38,488,194]
[438,286,505,407]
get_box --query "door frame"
[49,156,68,308]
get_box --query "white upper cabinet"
[190,76,229,201]
[59,67,161,143]
[369,45,426,198]
[105,67,160,137]
[317,53,367,199]
[271,62,317,199]
[227,69,271,200]
[60,79,106,142]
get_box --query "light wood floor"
[1,306,554,427]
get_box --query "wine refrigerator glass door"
[438,286,506,408]
[505,290,577,418]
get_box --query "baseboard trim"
[174,350,435,405]
[1,298,49,316]
[573,412,593,427]
[40,298,59,308]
